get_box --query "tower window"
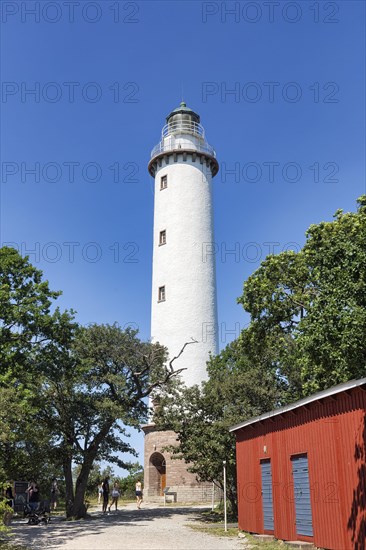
[159,230,166,246]
[160,175,167,190]
[158,286,166,302]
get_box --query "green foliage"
[188,525,239,538]
[0,247,76,489]
[56,323,169,467]
[239,196,366,395]
[2,197,364,522]
[40,322,173,517]
[0,247,177,519]
[72,323,169,432]
[156,197,366,520]
[0,482,13,532]
[298,198,366,392]
[155,340,283,516]
[0,247,77,377]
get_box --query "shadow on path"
[7,505,215,549]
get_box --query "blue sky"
[1,0,365,472]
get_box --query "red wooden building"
[230,378,366,549]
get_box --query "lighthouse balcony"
[163,119,205,138]
[151,134,216,160]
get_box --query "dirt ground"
[7,502,251,550]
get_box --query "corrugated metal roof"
[229,376,366,433]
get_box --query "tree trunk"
[63,456,75,518]
[217,480,237,519]
[63,422,113,518]
[72,460,94,519]
[228,468,238,519]
[227,489,238,519]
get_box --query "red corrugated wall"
[235,387,366,550]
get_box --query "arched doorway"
[149,452,166,496]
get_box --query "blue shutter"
[291,455,313,537]
[261,460,274,532]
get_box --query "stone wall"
[143,424,213,502]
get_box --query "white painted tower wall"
[149,113,219,387]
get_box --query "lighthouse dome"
[165,102,202,138]
[166,101,200,125]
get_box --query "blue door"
[291,455,313,537]
[260,459,274,532]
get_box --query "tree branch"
[168,338,198,373]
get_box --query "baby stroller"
[24,500,51,525]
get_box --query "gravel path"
[9,503,251,550]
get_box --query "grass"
[0,542,29,550]
[188,524,238,537]
[160,501,213,508]
[199,508,237,523]
[188,513,287,550]
[188,525,288,548]
[194,507,287,549]
[244,533,287,549]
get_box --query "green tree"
[0,247,76,376]
[239,196,366,394]
[0,247,76,487]
[298,198,366,392]
[155,197,366,518]
[42,323,181,518]
[155,339,282,516]
[0,248,180,519]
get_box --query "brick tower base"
[142,423,212,503]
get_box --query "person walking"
[26,480,40,510]
[101,477,110,513]
[108,481,120,512]
[50,478,59,510]
[135,479,143,509]
[97,482,103,505]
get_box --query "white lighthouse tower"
[143,103,219,501]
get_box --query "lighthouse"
[143,103,219,501]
